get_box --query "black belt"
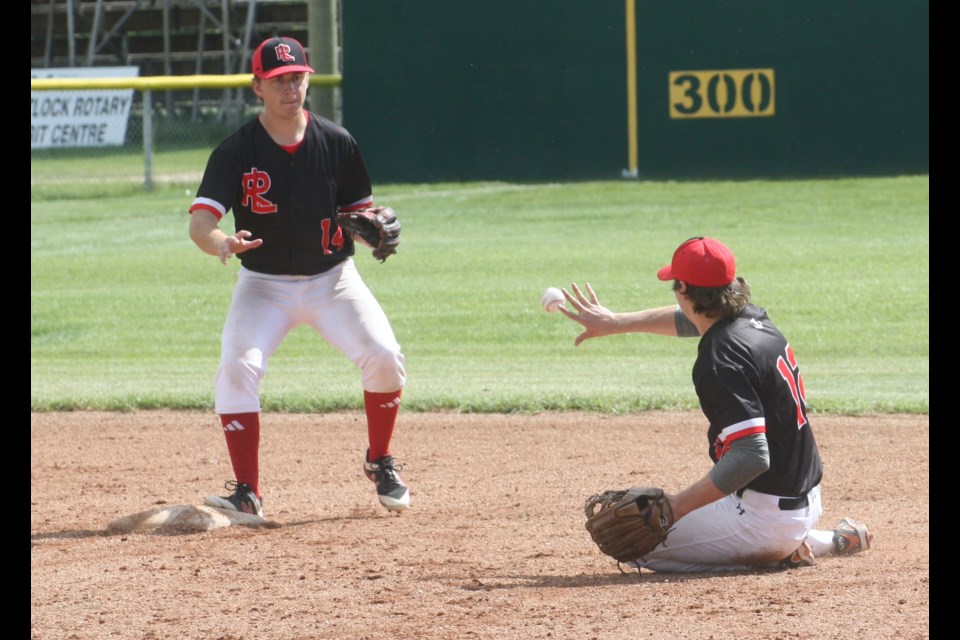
[777,495,809,510]
[735,488,809,511]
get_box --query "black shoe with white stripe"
[363,450,410,512]
[204,480,264,518]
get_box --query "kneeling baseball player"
[564,236,872,571]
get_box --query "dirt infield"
[31,410,929,640]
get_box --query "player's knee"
[360,345,406,389]
[218,350,266,387]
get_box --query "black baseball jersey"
[695,303,823,497]
[189,112,371,276]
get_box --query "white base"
[108,504,280,533]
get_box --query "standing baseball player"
[188,36,410,516]
[559,236,872,571]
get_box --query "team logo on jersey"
[273,43,296,62]
[241,168,278,214]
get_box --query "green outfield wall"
[341,1,927,182]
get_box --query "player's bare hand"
[219,230,263,265]
[558,282,619,347]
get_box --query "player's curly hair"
[674,277,751,318]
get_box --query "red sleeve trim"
[188,202,224,220]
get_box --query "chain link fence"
[32,87,255,199]
[31,77,339,200]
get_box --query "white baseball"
[540,287,565,313]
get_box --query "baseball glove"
[584,486,674,564]
[336,206,401,262]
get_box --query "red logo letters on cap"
[274,43,295,62]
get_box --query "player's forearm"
[191,229,229,257]
[667,475,726,522]
[610,305,683,336]
[189,211,227,257]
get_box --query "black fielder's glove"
[584,486,675,565]
[336,206,401,262]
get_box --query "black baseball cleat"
[832,517,873,555]
[204,480,264,518]
[363,450,410,512]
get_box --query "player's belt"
[777,495,809,510]
[735,488,809,511]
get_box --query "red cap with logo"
[252,36,315,79]
[657,236,736,287]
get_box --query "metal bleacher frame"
[34,0,274,74]
[32,1,312,121]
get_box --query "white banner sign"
[31,66,139,149]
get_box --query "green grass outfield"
[30,176,928,414]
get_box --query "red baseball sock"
[218,412,261,497]
[364,389,402,461]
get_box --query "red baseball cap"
[657,236,736,287]
[252,36,315,79]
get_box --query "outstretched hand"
[557,282,618,346]
[219,230,263,265]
